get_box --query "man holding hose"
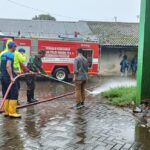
[26,50,46,103]
[0,39,28,105]
[1,41,21,118]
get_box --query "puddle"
[0,76,150,150]
[135,125,150,149]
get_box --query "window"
[82,49,93,68]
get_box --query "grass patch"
[101,86,137,107]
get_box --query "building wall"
[99,47,137,76]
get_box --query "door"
[82,49,93,68]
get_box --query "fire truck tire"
[53,68,68,81]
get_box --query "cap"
[18,48,25,53]
[8,41,16,49]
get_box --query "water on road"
[0,76,149,150]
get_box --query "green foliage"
[32,14,56,21]
[101,86,137,107]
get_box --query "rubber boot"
[31,90,34,100]
[3,100,9,117]
[27,90,37,103]
[31,90,38,102]
[9,100,21,118]
[27,90,32,103]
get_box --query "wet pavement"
[0,76,150,150]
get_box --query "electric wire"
[7,0,86,20]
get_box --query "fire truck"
[0,36,100,81]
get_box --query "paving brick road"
[0,79,149,150]
[0,94,149,150]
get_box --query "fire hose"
[0,73,36,111]
[42,74,92,94]
[0,73,93,112]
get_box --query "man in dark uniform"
[1,41,21,118]
[26,50,46,103]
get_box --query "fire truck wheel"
[53,68,68,81]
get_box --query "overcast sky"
[0,0,141,22]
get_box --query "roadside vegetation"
[101,86,137,107]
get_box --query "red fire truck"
[0,36,100,81]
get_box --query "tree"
[32,14,56,21]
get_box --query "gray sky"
[0,0,141,22]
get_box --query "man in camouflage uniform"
[26,50,46,103]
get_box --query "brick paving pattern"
[0,80,149,150]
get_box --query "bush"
[101,86,137,107]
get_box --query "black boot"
[27,90,32,103]
[27,90,37,103]
[30,90,38,103]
